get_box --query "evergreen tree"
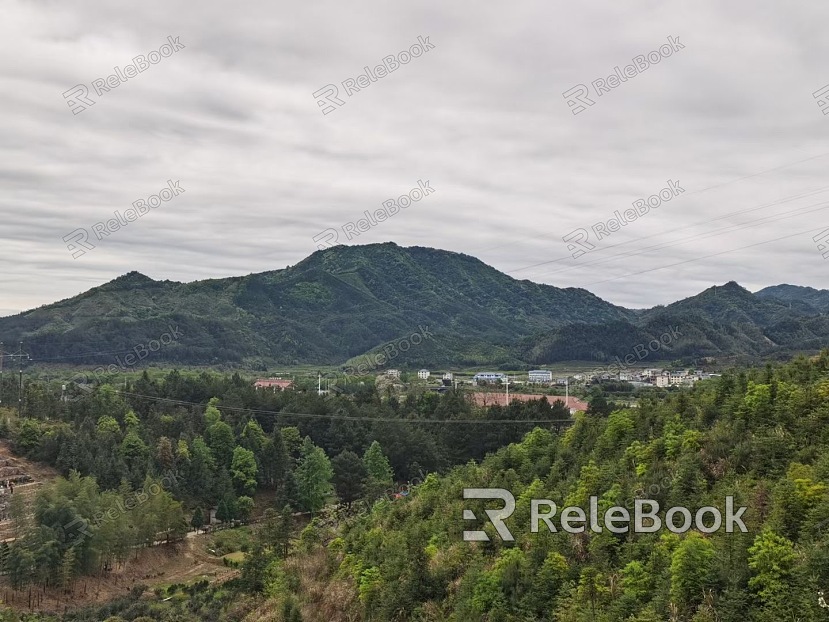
[332,450,367,507]
[295,438,333,514]
[231,446,258,496]
[191,507,205,531]
[363,441,394,500]
[207,421,235,470]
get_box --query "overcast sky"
[2,0,829,316]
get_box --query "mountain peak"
[700,281,752,298]
[99,271,155,290]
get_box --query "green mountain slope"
[0,243,632,367]
[755,283,829,313]
[517,282,829,364]
[2,244,829,368]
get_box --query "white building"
[528,370,553,383]
[443,372,454,381]
[656,374,670,388]
[418,369,430,380]
[386,369,401,379]
[473,372,506,385]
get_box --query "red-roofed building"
[254,378,294,391]
[471,392,588,414]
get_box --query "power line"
[585,224,829,286]
[507,183,829,276]
[532,194,829,279]
[472,149,829,257]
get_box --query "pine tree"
[156,437,175,472]
[363,441,394,500]
[216,499,229,524]
[295,438,333,514]
[231,446,258,496]
[191,507,205,532]
[332,450,367,507]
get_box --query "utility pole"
[0,343,30,416]
[505,375,510,406]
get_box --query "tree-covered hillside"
[0,354,828,620]
[253,354,829,622]
[0,244,632,368]
[3,245,829,369]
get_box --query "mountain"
[2,244,829,369]
[0,244,631,368]
[755,283,829,313]
[524,281,829,364]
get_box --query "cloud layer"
[2,0,828,314]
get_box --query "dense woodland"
[0,353,827,620]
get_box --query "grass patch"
[208,526,252,556]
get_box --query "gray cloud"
[1,0,829,315]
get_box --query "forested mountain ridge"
[522,281,829,364]
[2,244,829,368]
[756,283,829,313]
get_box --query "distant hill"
[2,244,828,369]
[755,283,829,313]
[523,281,829,364]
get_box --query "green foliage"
[251,353,829,621]
[669,532,715,610]
[9,247,829,370]
[747,530,797,602]
[191,507,205,530]
[295,438,333,513]
[363,440,394,499]
[231,446,258,496]
[207,421,235,470]
[236,495,255,522]
[12,353,829,620]
[332,450,367,506]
